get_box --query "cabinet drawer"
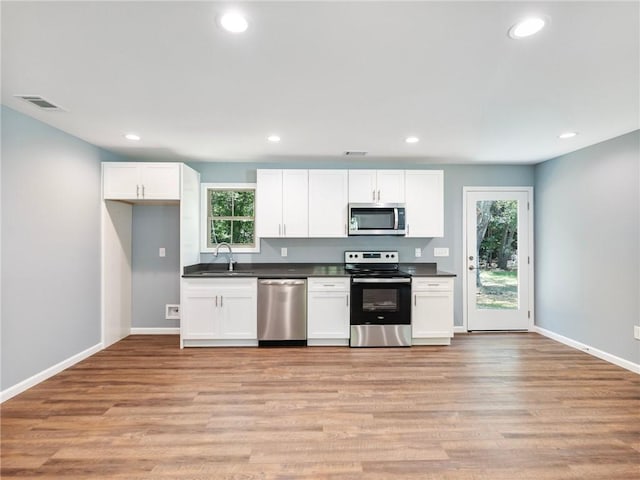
[412,278,453,291]
[307,277,350,292]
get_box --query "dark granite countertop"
[400,263,456,277]
[183,262,455,278]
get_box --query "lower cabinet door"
[307,291,350,339]
[182,288,218,339]
[219,289,258,339]
[412,290,454,338]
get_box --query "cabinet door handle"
[283,224,286,236]
[136,185,140,198]
[220,295,223,307]
[407,224,410,235]
[278,224,281,236]
[142,184,145,198]
[414,294,416,306]
[346,295,349,307]
[372,189,376,201]
[215,296,218,307]
[377,190,380,202]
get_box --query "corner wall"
[0,106,125,394]
[534,130,640,365]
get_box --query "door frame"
[462,186,535,332]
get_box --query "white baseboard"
[130,328,180,335]
[534,326,640,374]
[453,326,467,334]
[1,342,103,403]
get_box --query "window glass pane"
[212,220,232,244]
[232,220,254,245]
[475,200,518,310]
[211,191,232,217]
[234,191,255,217]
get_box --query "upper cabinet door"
[309,170,348,237]
[140,163,180,200]
[282,170,308,237]
[348,170,377,203]
[376,170,405,203]
[405,170,444,237]
[348,170,405,203]
[103,163,141,199]
[256,169,284,238]
[103,162,180,200]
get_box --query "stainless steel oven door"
[350,277,411,326]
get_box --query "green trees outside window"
[207,189,255,248]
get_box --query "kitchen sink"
[194,271,254,276]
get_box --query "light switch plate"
[159,247,166,257]
[434,247,449,257]
[281,247,288,257]
[634,325,640,340]
[415,248,422,258]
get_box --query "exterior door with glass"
[464,188,533,331]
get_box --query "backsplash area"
[200,237,450,268]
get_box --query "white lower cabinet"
[181,278,257,347]
[411,278,454,345]
[307,277,350,346]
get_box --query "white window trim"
[200,182,260,253]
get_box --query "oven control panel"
[344,251,399,264]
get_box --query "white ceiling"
[2,1,639,164]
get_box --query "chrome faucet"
[214,242,235,271]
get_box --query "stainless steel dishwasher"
[258,279,307,346]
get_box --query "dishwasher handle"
[259,279,306,286]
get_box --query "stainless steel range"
[345,251,412,347]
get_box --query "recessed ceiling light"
[220,11,248,33]
[559,131,578,139]
[267,135,281,143]
[405,136,419,144]
[124,133,141,141]
[508,17,546,39]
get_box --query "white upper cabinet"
[103,162,180,200]
[348,170,405,203]
[256,169,308,238]
[308,170,348,237]
[256,169,283,238]
[405,170,444,237]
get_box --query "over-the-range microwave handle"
[394,208,399,230]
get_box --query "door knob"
[469,265,475,271]
[469,255,474,261]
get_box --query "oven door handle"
[352,278,411,284]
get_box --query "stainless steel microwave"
[348,203,406,236]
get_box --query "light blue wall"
[190,161,535,327]
[0,106,127,391]
[132,205,180,329]
[535,130,640,364]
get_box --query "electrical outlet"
[281,247,288,257]
[634,325,640,340]
[434,247,449,257]
[414,248,422,258]
[159,247,166,257]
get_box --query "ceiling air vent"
[344,151,367,156]
[14,95,63,111]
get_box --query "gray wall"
[535,130,640,364]
[132,205,180,329]
[0,106,125,391]
[189,161,535,327]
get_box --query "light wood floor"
[2,333,639,479]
